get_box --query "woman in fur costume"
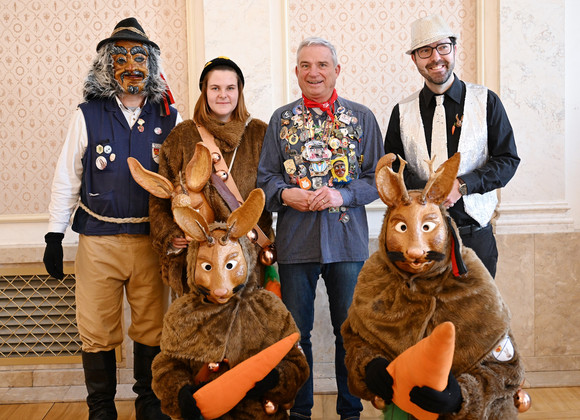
[149,56,272,296]
[151,190,309,419]
[341,153,525,419]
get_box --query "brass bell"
[246,229,258,243]
[216,170,228,181]
[372,396,386,410]
[260,247,276,266]
[211,152,222,163]
[263,399,278,414]
[514,387,532,412]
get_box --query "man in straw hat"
[383,14,520,278]
[43,17,181,419]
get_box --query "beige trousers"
[75,234,167,352]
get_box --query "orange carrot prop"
[264,265,282,299]
[386,322,456,420]
[193,332,299,419]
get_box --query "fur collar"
[160,288,297,365]
[202,117,248,152]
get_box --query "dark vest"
[72,98,177,235]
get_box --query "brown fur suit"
[151,232,309,419]
[149,117,272,296]
[342,211,524,419]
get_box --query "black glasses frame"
[415,42,454,59]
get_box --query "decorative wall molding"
[364,199,576,237]
[496,201,574,234]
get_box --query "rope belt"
[78,201,149,224]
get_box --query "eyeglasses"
[415,42,454,59]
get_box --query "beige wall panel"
[0,0,189,215]
[287,0,477,134]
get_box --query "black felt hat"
[199,56,245,89]
[96,17,159,51]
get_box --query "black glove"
[43,232,65,280]
[178,384,203,420]
[409,372,463,414]
[245,368,280,399]
[364,357,393,404]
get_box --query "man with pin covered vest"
[43,17,181,420]
[258,36,383,420]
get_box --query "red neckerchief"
[160,73,175,116]
[302,89,338,121]
[446,216,467,277]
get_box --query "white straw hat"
[406,14,459,55]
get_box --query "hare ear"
[173,206,210,243]
[423,152,461,204]
[127,157,174,199]
[375,152,397,177]
[376,153,409,208]
[186,143,213,193]
[226,189,265,240]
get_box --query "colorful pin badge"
[299,177,312,190]
[96,155,107,170]
[284,159,297,175]
[452,114,464,135]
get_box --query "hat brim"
[406,32,458,55]
[96,34,159,52]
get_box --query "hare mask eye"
[395,222,407,233]
[422,222,437,232]
[201,262,212,271]
[225,259,238,270]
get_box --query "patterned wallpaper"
[287,0,477,133]
[0,0,189,215]
[1,0,475,216]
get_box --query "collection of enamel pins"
[94,119,164,170]
[280,101,364,224]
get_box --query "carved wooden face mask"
[376,152,461,275]
[112,40,149,95]
[385,191,448,274]
[194,231,248,304]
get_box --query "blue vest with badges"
[72,98,177,235]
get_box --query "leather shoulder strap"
[197,124,244,205]
[196,124,272,248]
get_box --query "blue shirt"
[257,97,384,264]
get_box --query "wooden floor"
[0,387,579,420]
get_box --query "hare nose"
[407,247,425,259]
[213,288,229,297]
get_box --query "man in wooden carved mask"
[111,40,150,95]
[43,17,181,420]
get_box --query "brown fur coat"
[149,117,272,296]
[151,235,309,419]
[341,211,524,419]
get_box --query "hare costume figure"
[342,153,526,419]
[128,153,308,419]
